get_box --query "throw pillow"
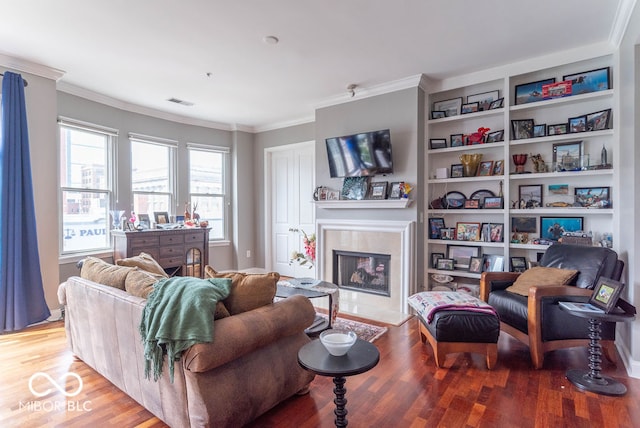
[116,252,168,277]
[506,266,579,296]
[205,266,279,315]
[80,256,136,290]
[125,269,166,299]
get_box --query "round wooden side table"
[298,338,379,427]
[560,303,635,396]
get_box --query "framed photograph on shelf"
[510,257,527,273]
[511,119,534,140]
[467,90,499,111]
[388,182,402,199]
[450,134,464,147]
[489,223,504,242]
[540,216,584,241]
[455,222,481,241]
[468,256,484,274]
[461,102,479,114]
[484,196,503,209]
[485,129,504,143]
[477,160,494,177]
[430,138,447,149]
[568,115,587,133]
[574,187,610,208]
[327,190,340,200]
[515,78,556,105]
[433,97,463,117]
[447,245,480,270]
[542,80,572,99]
[489,98,504,109]
[563,67,610,95]
[588,277,624,313]
[464,199,480,209]
[519,184,543,208]
[428,217,446,239]
[547,123,568,135]
[553,141,583,171]
[368,181,388,200]
[154,211,170,224]
[482,254,504,272]
[431,252,445,269]
[436,258,455,271]
[492,160,504,175]
[440,227,455,240]
[586,109,611,131]
[450,164,464,178]
[533,124,546,137]
[431,110,446,119]
[511,217,537,233]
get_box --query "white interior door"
[266,141,315,278]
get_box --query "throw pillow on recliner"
[506,266,579,296]
[205,266,279,315]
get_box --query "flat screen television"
[325,129,393,178]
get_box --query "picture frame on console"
[154,211,170,224]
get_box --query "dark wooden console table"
[112,228,209,277]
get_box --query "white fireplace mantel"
[316,219,416,315]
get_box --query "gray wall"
[253,122,316,266]
[57,93,240,279]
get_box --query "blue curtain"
[0,71,50,331]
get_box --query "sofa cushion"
[116,252,168,277]
[205,266,278,315]
[80,256,136,290]
[506,266,578,296]
[124,269,165,298]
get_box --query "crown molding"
[314,74,424,110]
[57,81,237,132]
[609,0,638,47]
[253,115,315,133]
[0,52,65,81]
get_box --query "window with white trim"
[59,118,116,254]
[130,133,177,220]
[188,145,229,240]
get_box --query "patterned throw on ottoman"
[408,291,500,369]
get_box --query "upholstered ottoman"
[408,291,500,369]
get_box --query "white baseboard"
[617,339,640,379]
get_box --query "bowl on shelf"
[319,329,357,356]
[431,274,454,283]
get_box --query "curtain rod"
[0,73,28,87]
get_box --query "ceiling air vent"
[167,97,194,106]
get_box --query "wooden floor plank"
[1,317,640,427]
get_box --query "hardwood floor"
[1,317,639,427]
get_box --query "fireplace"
[317,219,415,320]
[333,250,391,296]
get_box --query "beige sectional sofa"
[59,269,316,427]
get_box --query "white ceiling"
[0,0,634,132]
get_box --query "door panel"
[267,142,315,278]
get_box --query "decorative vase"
[109,210,125,230]
[459,153,483,177]
[512,154,528,174]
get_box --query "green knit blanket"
[139,276,231,383]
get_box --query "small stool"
[409,292,500,369]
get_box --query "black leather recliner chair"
[480,244,624,369]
